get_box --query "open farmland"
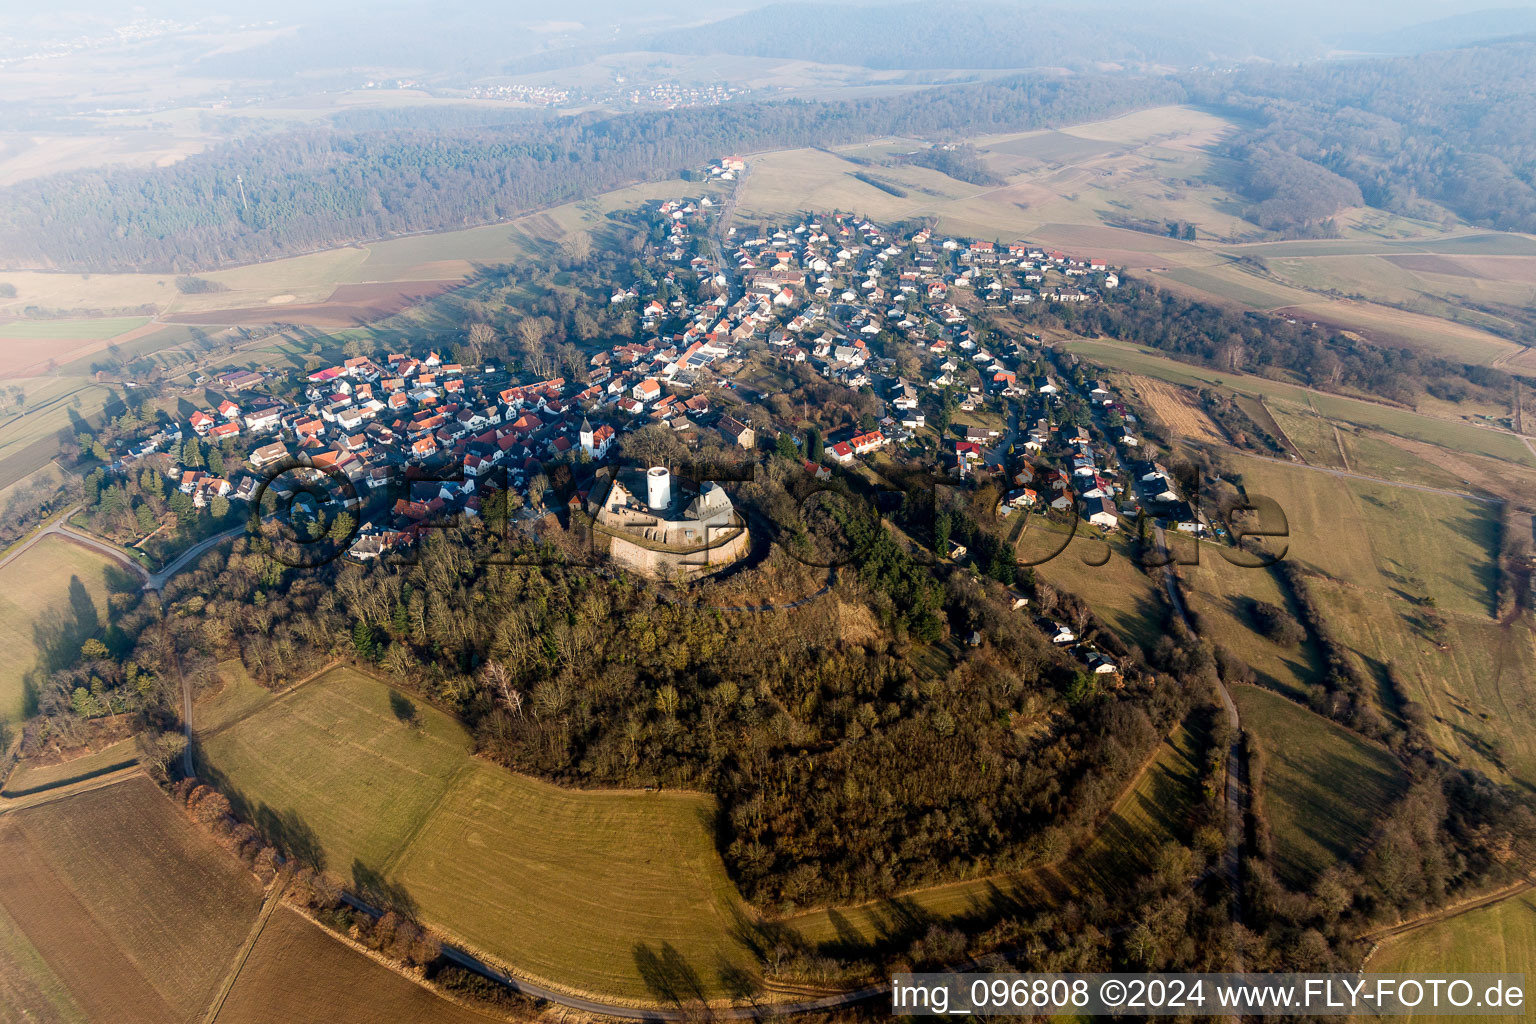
[199,665,763,1003]
[1233,685,1406,888]
[1308,584,1536,785]
[0,315,158,376]
[198,667,475,873]
[1263,398,1346,468]
[0,378,128,489]
[1211,456,1534,785]
[1179,554,1323,701]
[1270,298,1523,368]
[1064,339,1536,466]
[1227,453,1501,619]
[0,897,86,1024]
[0,533,128,723]
[0,774,263,1024]
[783,721,1207,949]
[214,909,497,1024]
[1119,375,1224,443]
[391,762,757,1003]
[1368,890,1536,997]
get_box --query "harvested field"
[0,774,263,1024]
[1121,374,1224,443]
[215,908,495,1024]
[0,896,85,1024]
[0,316,160,378]
[165,280,460,327]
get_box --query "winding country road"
[339,892,890,1021]
[0,506,246,590]
[145,525,246,590]
[1,509,243,776]
[0,507,149,579]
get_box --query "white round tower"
[646,466,671,511]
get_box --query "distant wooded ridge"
[1205,38,1536,235]
[0,75,1182,274]
[5,36,1536,273]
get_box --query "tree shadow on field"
[103,563,144,595]
[30,577,101,675]
[186,753,328,871]
[633,942,707,1009]
[716,957,763,1004]
[388,689,419,727]
[249,804,327,872]
[352,859,420,921]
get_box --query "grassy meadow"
[1,737,138,797]
[391,763,758,1002]
[0,534,128,724]
[1234,685,1406,888]
[198,665,763,1003]
[1180,552,1323,701]
[0,775,262,1024]
[198,668,475,873]
[1309,583,1536,785]
[1227,453,1501,619]
[1020,525,1168,652]
[1368,890,1536,988]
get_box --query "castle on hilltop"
[585,466,750,577]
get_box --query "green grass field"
[391,763,758,1002]
[1369,890,1536,998]
[1308,583,1536,785]
[0,534,127,723]
[1022,525,1167,652]
[199,666,762,1003]
[1154,264,1311,310]
[1228,453,1500,619]
[1181,553,1323,701]
[1234,685,1406,888]
[195,660,279,733]
[1,738,138,796]
[199,668,473,872]
[0,316,150,340]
